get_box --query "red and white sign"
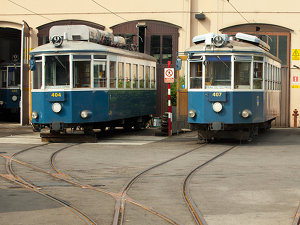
[293,76,299,83]
[164,68,175,83]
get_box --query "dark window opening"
[138,26,146,53]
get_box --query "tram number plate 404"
[208,92,226,102]
[48,92,65,102]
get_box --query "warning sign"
[292,75,300,88]
[292,49,300,60]
[164,68,175,83]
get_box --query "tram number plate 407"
[48,92,65,102]
[208,92,226,102]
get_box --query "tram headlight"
[81,110,92,119]
[212,102,223,113]
[188,109,196,118]
[241,109,252,118]
[52,102,62,113]
[32,111,39,119]
[11,95,18,102]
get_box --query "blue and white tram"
[0,63,21,114]
[185,33,281,141]
[30,25,156,133]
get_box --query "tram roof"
[185,40,281,63]
[30,40,156,62]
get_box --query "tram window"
[73,61,91,88]
[7,67,20,87]
[139,65,144,88]
[1,70,6,88]
[205,56,231,88]
[110,61,116,88]
[118,62,124,88]
[33,61,42,89]
[94,61,107,88]
[145,66,150,88]
[150,67,155,88]
[253,62,263,89]
[190,62,203,89]
[132,64,138,88]
[125,63,131,88]
[234,62,250,89]
[45,55,70,88]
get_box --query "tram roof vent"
[49,25,126,48]
[192,33,229,47]
[235,33,270,51]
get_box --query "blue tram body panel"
[31,90,156,125]
[188,91,279,125]
[0,89,20,110]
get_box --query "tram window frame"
[32,60,42,89]
[73,55,91,88]
[145,66,150,88]
[125,63,131,88]
[7,66,21,88]
[234,60,251,90]
[1,69,6,88]
[110,61,117,88]
[132,64,138,88]
[253,61,263,90]
[139,65,145,88]
[205,56,231,89]
[118,62,125,88]
[150,66,155,88]
[190,61,203,89]
[93,60,107,88]
[45,55,70,89]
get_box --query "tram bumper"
[209,122,224,131]
[50,122,64,132]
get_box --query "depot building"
[0,0,299,127]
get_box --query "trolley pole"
[167,61,172,136]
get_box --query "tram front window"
[190,62,203,89]
[7,67,20,87]
[234,62,251,89]
[45,55,70,88]
[205,56,231,89]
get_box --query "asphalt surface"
[0,123,299,225]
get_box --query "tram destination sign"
[164,68,175,83]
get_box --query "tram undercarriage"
[192,119,273,142]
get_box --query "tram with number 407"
[30,25,156,134]
[183,32,281,141]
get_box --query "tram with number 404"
[30,25,156,134]
[183,32,281,141]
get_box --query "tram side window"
[33,61,42,89]
[145,66,150,88]
[132,64,138,88]
[125,63,131,88]
[118,62,124,88]
[45,56,70,88]
[150,67,155,88]
[190,62,202,89]
[253,62,263,89]
[139,65,144,88]
[110,61,116,88]
[94,61,107,88]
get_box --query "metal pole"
[168,61,172,136]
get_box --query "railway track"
[0,144,97,225]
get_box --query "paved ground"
[0,123,299,225]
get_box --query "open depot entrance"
[0,27,21,122]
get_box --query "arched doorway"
[221,23,292,127]
[111,20,180,116]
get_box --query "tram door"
[20,21,30,125]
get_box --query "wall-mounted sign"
[292,49,300,60]
[164,68,174,83]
